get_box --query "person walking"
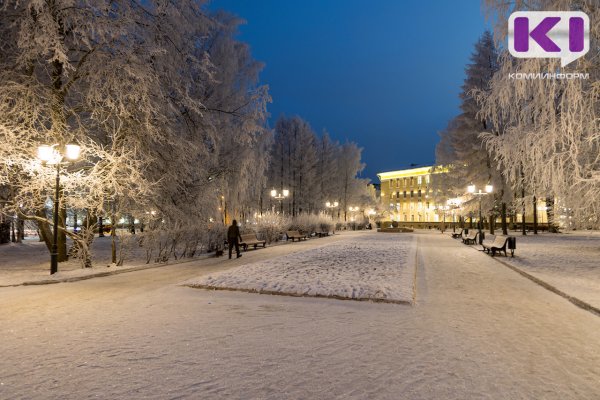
[227,220,242,259]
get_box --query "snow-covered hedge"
[246,212,290,243]
[288,213,334,235]
[243,212,335,243]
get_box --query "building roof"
[377,166,433,181]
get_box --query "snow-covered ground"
[1,232,599,399]
[471,230,600,310]
[0,236,151,286]
[187,233,417,304]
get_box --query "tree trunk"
[521,190,527,236]
[10,219,15,242]
[546,197,556,232]
[532,195,538,234]
[16,218,24,243]
[111,203,117,264]
[73,210,78,234]
[36,209,53,252]
[501,202,508,235]
[129,214,136,234]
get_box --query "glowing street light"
[37,143,81,274]
[325,201,339,220]
[271,188,289,213]
[446,198,462,233]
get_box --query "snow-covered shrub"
[289,213,334,235]
[205,223,227,252]
[249,212,290,243]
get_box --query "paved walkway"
[0,232,598,399]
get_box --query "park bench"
[462,230,478,245]
[286,230,308,242]
[239,233,266,251]
[451,228,464,239]
[314,230,329,237]
[482,235,516,257]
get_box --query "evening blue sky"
[210,0,492,181]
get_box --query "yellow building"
[378,166,443,226]
[378,166,552,230]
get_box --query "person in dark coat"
[227,220,242,259]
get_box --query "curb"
[2,256,211,288]
[463,242,600,318]
[186,284,412,305]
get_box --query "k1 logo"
[508,11,589,67]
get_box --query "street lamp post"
[446,198,462,233]
[270,188,289,214]
[467,184,493,245]
[325,201,339,220]
[38,143,81,274]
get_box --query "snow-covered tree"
[479,0,600,229]
[435,31,509,232]
[267,116,370,219]
[0,1,271,266]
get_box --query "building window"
[426,202,430,209]
[417,176,422,185]
[411,214,415,221]
[410,190,414,198]
[403,191,407,198]
[396,178,399,187]
[426,175,430,184]
[418,189,422,197]
[418,214,422,222]
[396,191,400,199]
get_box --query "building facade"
[378,165,552,230]
[378,166,443,226]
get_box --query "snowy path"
[1,232,599,399]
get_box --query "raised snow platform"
[186,233,417,304]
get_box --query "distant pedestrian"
[227,220,242,259]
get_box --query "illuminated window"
[426,202,430,209]
[417,176,422,185]
[411,214,415,221]
[426,175,430,184]
[403,178,407,186]
[404,214,407,221]
[418,201,422,209]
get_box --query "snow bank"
[479,231,600,310]
[186,233,417,304]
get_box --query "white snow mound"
[186,233,417,303]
